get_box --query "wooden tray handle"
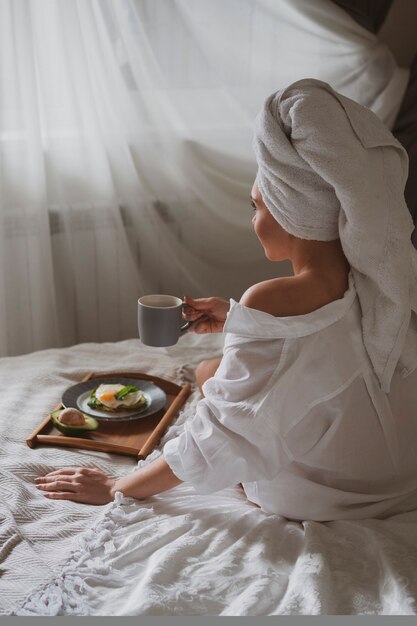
[35,435,140,457]
[138,382,191,459]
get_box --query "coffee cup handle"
[181,301,195,333]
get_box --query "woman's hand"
[183,295,230,333]
[35,467,116,505]
[35,456,182,505]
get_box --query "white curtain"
[0,0,409,356]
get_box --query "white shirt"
[163,273,417,521]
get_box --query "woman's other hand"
[36,457,182,504]
[183,296,230,333]
[35,467,116,505]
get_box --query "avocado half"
[51,409,99,436]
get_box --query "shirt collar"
[224,271,357,339]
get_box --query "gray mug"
[138,294,191,347]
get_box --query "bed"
[2,333,417,617]
[1,0,417,617]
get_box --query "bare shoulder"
[240,272,349,317]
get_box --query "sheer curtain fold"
[0,0,408,356]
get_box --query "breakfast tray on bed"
[26,371,192,459]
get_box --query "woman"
[36,79,417,521]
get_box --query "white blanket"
[2,335,417,616]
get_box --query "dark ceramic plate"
[62,376,167,422]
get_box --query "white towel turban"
[253,78,417,392]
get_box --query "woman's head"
[250,178,294,262]
[251,178,348,275]
[252,80,340,241]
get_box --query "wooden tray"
[26,371,191,459]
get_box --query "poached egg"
[95,384,145,410]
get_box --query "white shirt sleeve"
[163,334,291,494]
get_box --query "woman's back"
[242,275,417,520]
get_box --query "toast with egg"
[88,383,148,412]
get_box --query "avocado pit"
[58,408,86,426]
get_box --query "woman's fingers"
[36,467,79,478]
[183,295,209,308]
[43,492,84,502]
[36,467,103,480]
[36,476,74,484]
[183,296,217,314]
[37,479,78,491]
[182,306,204,320]
[182,299,207,320]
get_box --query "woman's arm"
[113,455,182,498]
[35,455,182,505]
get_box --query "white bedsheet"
[2,334,417,616]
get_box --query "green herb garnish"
[87,387,100,408]
[114,385,138,400]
